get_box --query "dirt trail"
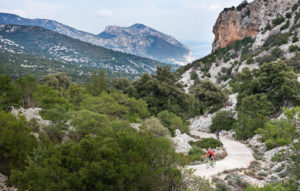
[188,130,254,178]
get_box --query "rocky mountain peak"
[212,0,298,52]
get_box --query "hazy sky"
[0,0,252,44]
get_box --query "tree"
[132,66,196,118]
[66,83,85,107]
[157,110,189,136]
[71,110,109,139]
[237,61,300,110]
[112,78,133,94]
[210,110,236,133]
[141,117,171,137]
[11,130,181,191]
[0,111,37,175]
[0,74,20,110]
[15,76,37,108]
[41,72,72,90]
[191,79,227,113]
[86,69,108,96]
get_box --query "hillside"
[0,13,191,64]
[179,0,300,88]
[175,0,300,189]
[0,24,174,78]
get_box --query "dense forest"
[1,58,300,190]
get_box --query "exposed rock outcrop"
[212,0,298,52]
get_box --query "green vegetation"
[191,138,223,149]
[131,66,198,118]
[191,79,227,114]
[210,110,236,133]
[11,131,181,191]
[264,33,289,47]
[0,69,197,190]
[256,107,299,150]
[0,111,37,175]
[272,17,285,26]
[234,61,300,139]
[244,181,298,191]
[157,110,189,136]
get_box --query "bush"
[0,111,37,174]
[285,12,292,19]
[292,35,299,43]
[141,117,171,137]
[255,118,296,150]
[289,45,299,52]
[292,3,299,12]
[188,146,205,161]
[280,20,290,31]
[255,54,275,64]
[264,33,289,47]
[210,110,236,133]
[192,138,223,149]
[271,47,283,58]
[246,57,254,65]
[236,0,249,11]
[157,110,189,136]
[272,17,285,26]
[11,130,182,191]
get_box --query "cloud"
[95,9,113,17]
[0,8,28,17]
[0,0,64,19]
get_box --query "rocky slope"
[97,24,192,64]
[179,0,300,91]
[0,24,173,78]
[0,13,191,64]
[212,0,298,52]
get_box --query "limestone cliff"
[212,0,298,52]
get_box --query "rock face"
[97,24,192,65]
[212,0,297,52]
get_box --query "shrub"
[289,45,299,52]
[272,17,285,26]
[246,57,254,65]
[264,33,289,47]
[157,110,189,136]
[255,54,275,64]
[0,111,37,174]
[210,110,236,133]
[192,138,223,149]
[292,35,299,43]
[292,3,299,12]
[188,146,205,161]
[280,20,290,31]
[141,117,171,137]
[271,47,283,58]
[255,118,296,150]
[285,12,292,19]
[190,71,198,80]
[236,0,249,11]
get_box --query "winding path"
[188,130,254,178]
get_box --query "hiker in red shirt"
[206,148,214,161]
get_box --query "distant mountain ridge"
[0,24,173,77]
[0,13,191,64]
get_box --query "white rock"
[172,131,196,153]
[11,107,51,126]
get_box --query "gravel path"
[188,130,254,178]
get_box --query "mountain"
[97,24,192,64]
[178,0,300,88]
[0,13,191,64]
[0,24,174,78]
